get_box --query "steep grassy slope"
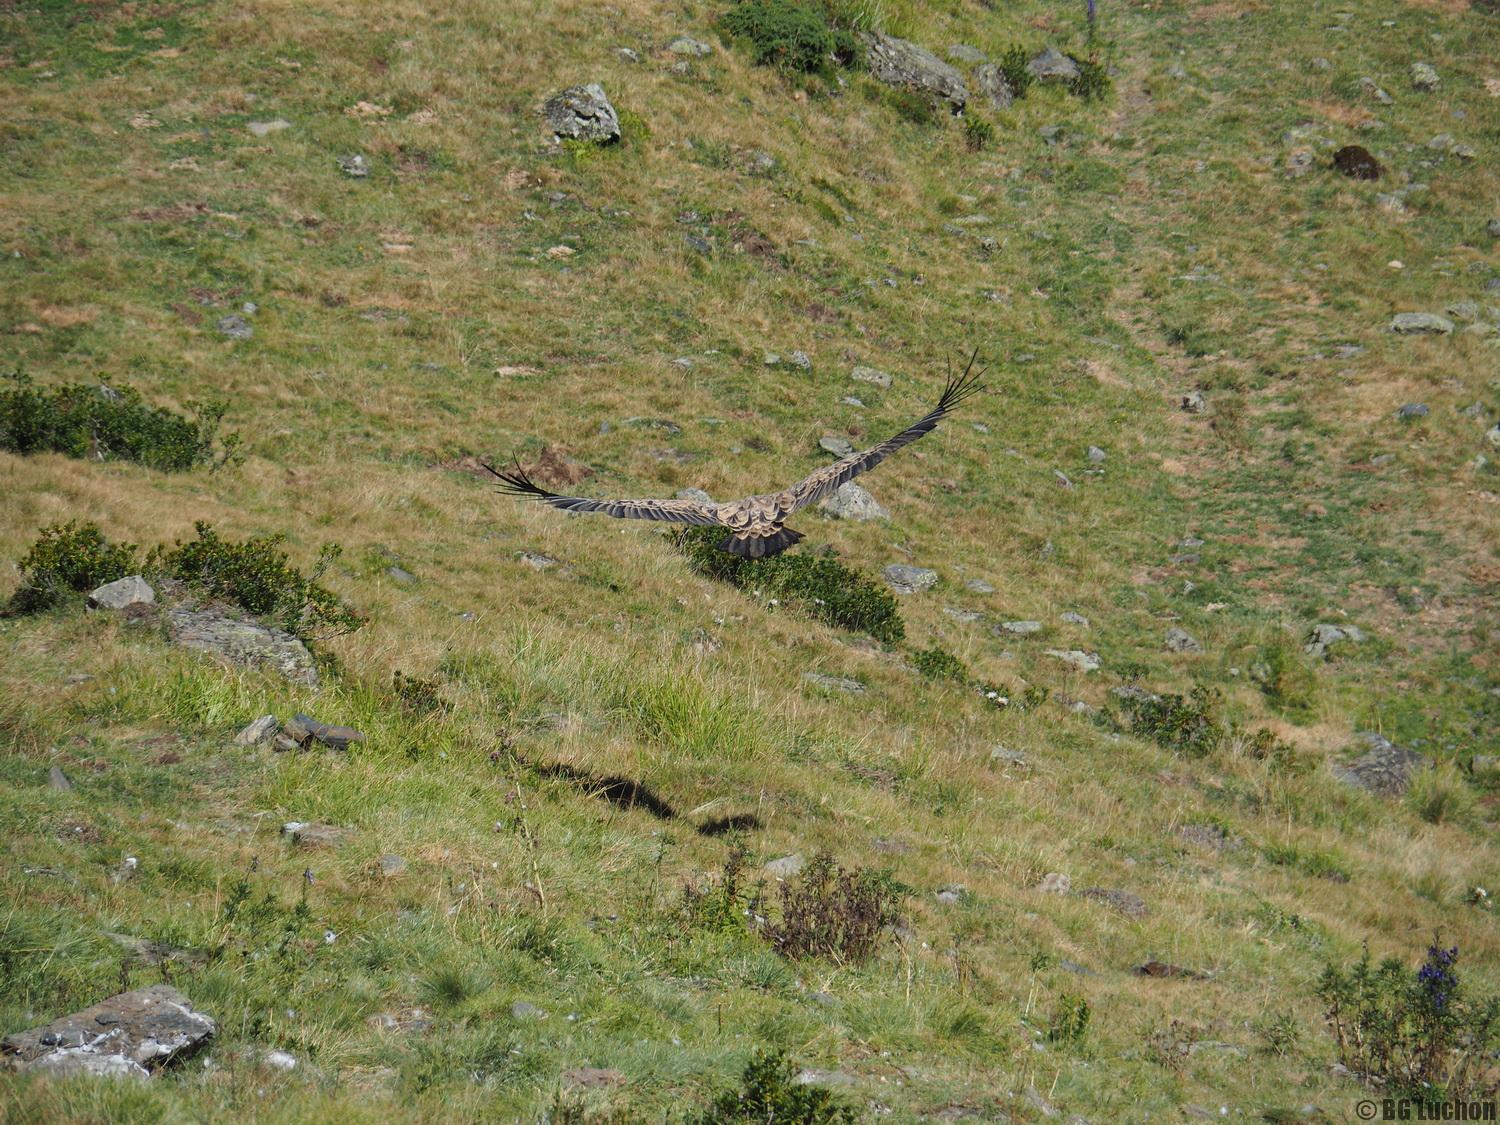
[2,0,1498,1120]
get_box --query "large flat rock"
[3,985,215,1076]
[166,606,317,686]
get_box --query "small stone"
[614,47,640,64]
[281,822,350,848]
[1134,960,1205,979]
[801,672,865,694]
[667,36,712,57]
[964,578,995,594]
[858,31,968,113]
[1165,627,1203,653]
[335,154,369,178]
[167,607,316,686]
[263,1049,298,1071]
[1039,124,1063,146]
[1410,62,1440,91]
[289,713,365,750]
[1332,144,1380,180]
[1180,390,1206,413]
[943,607,984,623]
[684,234,711,255]
[216,314,253,340]
[1390,312,1454,335]
[87,576,155,610]
[510,1001,546,1020]
[387,565,416,584]
[1029,46,1081,83]
[1396,403,1429,420]
[1486,423,1500,449]
[542,83,620,144]
[947,44,986,64]
[1332,732,1429,796]
[234,715,280,746]
[518,551,560,570]
[3,985,215,1072]
[1025,1086,1061,1118]
[378,854,407,877]
[990,745,1028,767]
[48,765,74,792]
[788,351,812,370]
[247,119,291,137]
[1488,218,1500,239]
[972,63,1014,109]
[1045,649,1100,673]
[1037,872,1071,894]
[1359,77,1394,105]
[1059,611,1090,627]
[763,353,780,366]
[883,564,938,594]
[998,620,1043,635]
[796,1068,858,1088]
[819,435,855,458]
[1309,57,1332,71]
[1086,446,1106,463]
[817,482,888,521]
[850,364,892,389]
[935,884,966,905]
[765,854,806,878]
[1081,888,1148,918]
[1304,622,1362,659]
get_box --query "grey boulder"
[166,606,317,686]
[1390,312,1454,335]
[2,985,215,1077]
[817,482,888,521]
[87,576,155,610]
[884,565,938,594]
[1029,46,1081,83]
[971,64,1015,109]
[858,32,968,113]
[543,83,620,144]
[1332,733,1428,796]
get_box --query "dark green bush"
[1069,56,1112,102]
[1113,685,1224,757]
[913,646,967,682]
[963,116,995,152]
[1048,992,1091,1045]
[720,0,859,74]
[696,1049,856,1125]
[674,527,904,644]
[765,852,904,964]
[998,45,1034,99]
[1319,942,1500,1098]
[151,521,363,641]
[4,520,138,615]
[0,370,240,471]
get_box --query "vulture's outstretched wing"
[784,352,985,512]
[482,461,723,525]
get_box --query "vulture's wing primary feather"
[482,461,723,525]
[783,350,985,512]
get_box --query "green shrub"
[765,852,904,963]
[963,116,995,152]
[1319,942,1500,1098]
[674,527,904,644]
[0,370,240,471]
[1113,685,1224,757]
[1069,56,1112,102]
[4,520,139,615]
[152,521,364,641]
[997,45,1034,100]
[720,0,859,74]
[1048,992,1091,1045]
[912,646,967,682]
[696,1049,856,1124]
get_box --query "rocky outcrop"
[858,33,967,113]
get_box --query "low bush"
[4,521,138,615]
[765,852,904,964]
[0,370,240,471]
[1113,685,1225,757]
[963,116,995,152]
[1069,56,1112,101]
[997,45,1034,100]
[674,527,904,643]
[1319,941,1500,1098]
[720,0,860,74]
[696,1049,856,1124]
[152,521,363,641]
[912,645,967,682]
[1048,992,1091,1045]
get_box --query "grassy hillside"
[2,0,1498,1119]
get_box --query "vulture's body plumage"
[488,357,984,557]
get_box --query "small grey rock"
[1396,403,1429,420]
[884,564,937,594]
[667,36,712,57]
[858,31,968,113]
[288,713,365,750]
[387,565,416,584]
[788,351,812,370]
[1180,390,1206,413]
[676,487,714,504]
[1305,622,1362,659]
[281,822,351,848]
[1359,77,1393,105]
[1390,312,1454,336]
[1165,627,1203,653]
[167,606,316,685]
[1309,57,1332,71]
[518,551,560,570]
[850,364,892,389]
[998,620,1043,635]
[1059,611,1090,627]
[802,672,865,694]
[763,353,780,366]
[1332,733,1429,796]
[934,884,966,905]
[335,153,369,178]
[819,435,855,458]
[1029,46,1081,82]
[1045,649,1100,673]
[1485,423,1500,449]
[1086,446,1106,463]
[510,1001,546,1020]
[765,854,805,878]
[216,314,253,340]
[87,575,155,610]
[234,715,280,747]
[247,119,291,137]
[1037,872,1071,894]
[990,745,1028,767]
[1410,61,1440,91]
[1081,888,1148,918]
[965,578,995,594]
[614,47,640,63]
[943,607,984,623]
[972,63,1014,109]
[378,854,407,877]
[1025,1086,1061,1118]
[1039,124,1063,146]
[796,1068,858,1088]
[48,765,74,792]
[817,482,888,521]
[1488,218,1500,239]
[3,985,215,1072]
[542,83,620,144]
[947,44,987,64]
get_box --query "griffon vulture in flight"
[487,354,984,558]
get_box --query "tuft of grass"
[1406,764,1479,828]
